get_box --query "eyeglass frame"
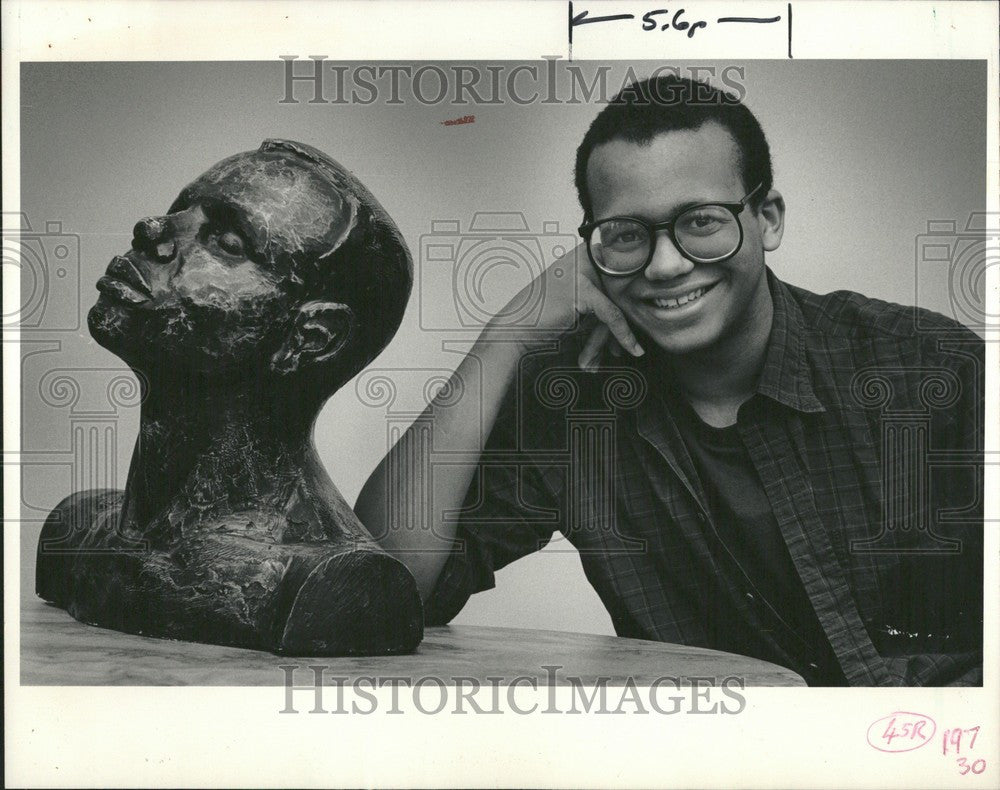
[577,182,765,277]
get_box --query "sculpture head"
[88,140,412,400]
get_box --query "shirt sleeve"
[422,372,560,626]
[935,334,985,660]
[884,650,983,686]
[939,334,985,675]
[886,331,985,686]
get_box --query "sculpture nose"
[132,216,177,263]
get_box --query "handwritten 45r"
[881,716,933,746]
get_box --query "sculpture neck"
[122,371,321,533]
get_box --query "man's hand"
[496,241,644,369]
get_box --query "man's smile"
[635,281,719,316]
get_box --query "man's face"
[585,122,782,357]
[88,151,355,374]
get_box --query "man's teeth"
[652,287,708,310]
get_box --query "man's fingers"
[578,323,611,371]
[586,291,644,357]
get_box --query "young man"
[355,76,984,686]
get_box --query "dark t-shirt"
[670,394,847,685]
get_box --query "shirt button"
[745,591,755,600]
[808,662,820,670]
[696,513,708,524]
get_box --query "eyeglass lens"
[589,204,741,273]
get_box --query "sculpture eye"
[217,230,246,256]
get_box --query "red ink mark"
[941,725,988,776]
[943,726,981,756]
[956,757,987,776]
[866,711,936,753]
[440,115,475,127]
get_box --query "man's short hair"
[574,75,773,220]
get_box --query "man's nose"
[131,216,177,263]
[644,229,694,281]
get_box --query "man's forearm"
[354,327,527,599]
[355,241,634,599]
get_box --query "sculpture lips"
[97,256,153,304]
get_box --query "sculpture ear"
[271,301,355,376]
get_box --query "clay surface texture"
[37,140,423,655]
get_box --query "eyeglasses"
[578,183,764,277]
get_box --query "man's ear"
[271,301,355,376]
[757,189,786,252]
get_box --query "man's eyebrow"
[664,198,716,215]
[603,197,725,223]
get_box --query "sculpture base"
[36,490,424,656]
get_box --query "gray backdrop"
[17,60,987,635]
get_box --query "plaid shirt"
[424,270,984,686]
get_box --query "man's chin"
[636,320,721,358]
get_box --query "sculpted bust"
[36,140,423,655]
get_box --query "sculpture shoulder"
[37,489,127,606]
[40,489,126,547]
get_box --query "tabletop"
[20,595,805,686]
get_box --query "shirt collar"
[754,269,826,414]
